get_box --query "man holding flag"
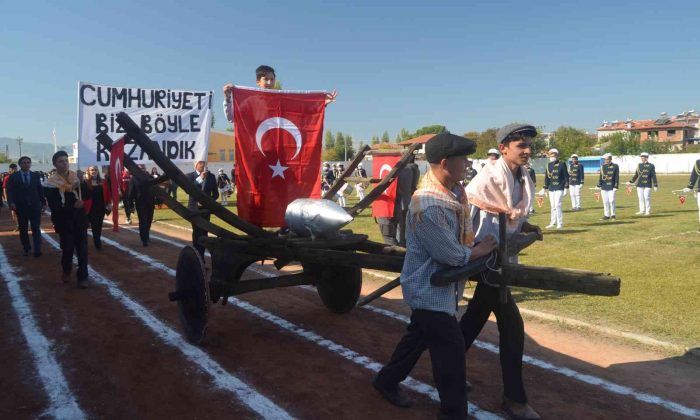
[222,65,338,227]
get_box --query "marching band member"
[542,148,568,229]
[597,153,619,221]
[568,154,584,211]
[628,152,658,215]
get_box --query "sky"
[2,0,700,146]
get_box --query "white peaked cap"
[548,148,559,155]
[487,148,500,155]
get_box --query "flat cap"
[496,123,537,144]
[425,132,476,163]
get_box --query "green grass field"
[153,174,700,347]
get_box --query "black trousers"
[375,309,467,420]
[377,217,399,246]
[460,283,527,403]
[89,209,105,247]
[135,197,154,244]
[17,206,42,253]
[122,195,133,219]
[192,209,210,257]
[59,217,88,282]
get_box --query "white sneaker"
[556,225,563,229]
[126,218,132,225]
[545,224,556,229]
[635,211,644,215]
[645,212,650,216]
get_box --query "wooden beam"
[96,133,239,240]
[113,112,270,238]
[346,143,421,217]
[322,144,371,200]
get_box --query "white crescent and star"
[255,117,303,179]
[378,164,392,196]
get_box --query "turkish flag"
[233,86,326,227]
[536,195,544,208]
[109,136,126,232]
[371,154,401,218]
[679,195,686,205]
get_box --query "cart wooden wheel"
[304,263,362,314]
[168,246,209,344]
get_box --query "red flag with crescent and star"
[371,154,401,218]
[109,136,126,232]
[233,86,326,227]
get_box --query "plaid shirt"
[400,187,472,315]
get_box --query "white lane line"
[361,305,699,419]
[253,271,700,419]
[229,297,501,420]
[0,245,86,420]
[40,233,292,420]
[98,230,502,419]
[106,225,700,418]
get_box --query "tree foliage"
[549,126,597,158]
[414,125,447,137]
[381,131,390,143]
[604,132,640,156]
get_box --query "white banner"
[77,81,212,167]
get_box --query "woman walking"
[85,165,110,250]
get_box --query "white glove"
[538,188,545,195]
[563,188,568,196]
[683,187,692,193]
[626,181,631,186]
[653,187,658,192]
[613,188,618,192]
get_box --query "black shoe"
[22,249,30,256]
[95,242,102,250]
[78,280,88,289]
[142,241,149,247]
[611,216,616,221]
[33,252,42,257]
[600,216,609,221]
[372,377,413,408]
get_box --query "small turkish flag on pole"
[233,86,326,227]
[109,136,126,232]
[371,154,401,218]
[679,195,686,205]
[536,195,545,208]
[594,191,601,202]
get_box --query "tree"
[371,135,380,145]
[0,153,10,163]
[550,126,597,158]
[474,128,498,158]
[395,128,411,143]
[414,125,447,137]
[381,131,390,143]
[324,130,335,150]
[604,132,640,156]
[210,112,216,129]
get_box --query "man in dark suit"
[7,156,46,257]
[187,160,218,256]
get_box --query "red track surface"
[1,213,698,419]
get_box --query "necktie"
[24,173,29,185]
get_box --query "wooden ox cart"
[97,112,620,344]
